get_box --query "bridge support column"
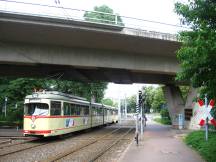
[163,85,197,129]
[162,85,185,129]
[184,87,198,129]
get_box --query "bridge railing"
[0,0,189,35]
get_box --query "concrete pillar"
[184,87,198,129]
[185,87,197,108]
[162,85,185,128]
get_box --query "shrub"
[160,109,171,125]
[185,131,216,162]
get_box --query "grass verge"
[185,130,216,162]
[153,117,171,125]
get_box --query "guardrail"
[0,0,189,34]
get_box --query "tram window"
[63,102,71,115]
[70,104,76,115]
[75,105,81,115]
[94,107,98,116]
[104,109,107,116]
[92,107,96,116]
[24,103,49,116]
[83,106,89,115]
[80,106,85,116]
[97,108,102,116]
[50,101,61,115]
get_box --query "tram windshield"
[24,103,49,116]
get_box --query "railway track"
[0,136,38,149]
[0,137,51,157]
[88,128,133,162]
[40,127,134,162]
[0,140,48,157]
[0,127,119,159]
[0,126,135,162]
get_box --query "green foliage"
[179,86,190,101]
[175,0,216,99]
[154,117,171,125]
[160,109,171,125]
[126,95,136,113]
[45,80,107,102]
[142,86,155,112]
[151,87,166,112]
[185,131,216,162]
[0,77,107,126]
[84,5,124,26]
[102,98,117,107]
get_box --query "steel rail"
[40,128,122,162]
[0,137,38,149]
[0,139,50,157]
[88,128,133,162]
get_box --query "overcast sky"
[0,0,185,99]
[2,0,181,24]
[0,0,186,33]
[60,0,180,22]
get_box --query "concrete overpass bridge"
[0,6,196,128]
[0,11,180,84]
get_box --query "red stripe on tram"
[23,130,51,134]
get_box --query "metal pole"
[136,92,139,138]
[118,97,121,125]
[115,14,118,24]
[140,101,143,139]
[4,97,7,117]
[125,94,127,118]
[205,94,208,141]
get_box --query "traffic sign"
[194,99,216,127]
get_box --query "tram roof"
[103,104,118,110]
[25,91,89,103]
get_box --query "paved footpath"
[119,120,205,162]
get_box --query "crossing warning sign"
[194,99,216,127]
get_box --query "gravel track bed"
[95,130,134,162]
[56,128,134,162]
[0,127,120,162]
[0,139,12,145]
[0,138,37,149]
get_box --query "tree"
[101,98,117,107]
[0,77,107,124]
[179,86,190,101]
[175,0,216,98]
[151,87,166,112]
[126,95,136,113]
[84,5,124,26]
[142,86,155,112]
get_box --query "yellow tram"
[23,91,118,137]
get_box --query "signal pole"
[135,92,139,145]
[205,94,208,141]
[139,91,144,139]
[124,94,127,118]
[118,97,121,125]
[4,97,7,117]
